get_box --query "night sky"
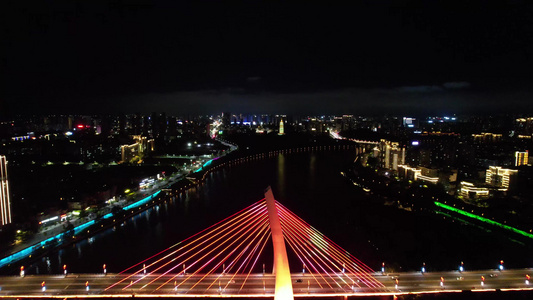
[2,0,533,116]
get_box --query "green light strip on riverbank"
[434,202,533,239]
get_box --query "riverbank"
[0,141,359,275]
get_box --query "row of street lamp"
[379,260,505,274]
[20,263,107,278]
[17,260,530,293]
[18,260,511,278]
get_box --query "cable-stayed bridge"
[1,188,533,298]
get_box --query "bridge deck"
[1,270,532,297]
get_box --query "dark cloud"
[397,82,471,93]
[443,82,471,89]
[398,86,444,93]
[2,1,532,116]
[92,83,529,116]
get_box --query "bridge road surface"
[1,270,533,297]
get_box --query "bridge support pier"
[265,186,294,300]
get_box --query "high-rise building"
[121,136,154,163]
[379,139,405,171]
[278,118,285,135]
[485,166,518,191]
[515,151,529,166]
[0,155,12,226]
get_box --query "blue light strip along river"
[0,190,161,269]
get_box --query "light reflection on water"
[14,151,533,275]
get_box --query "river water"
[12,150,533,275]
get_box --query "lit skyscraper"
[278,118,285,135]
[515,151,529,166]
[0,155,12,226]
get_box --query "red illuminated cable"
[279,212,338,289]
[280,211,357,291]
[277,204,382,289]
[279,213,333,288]
[285,217,382,289]
[238,231,271,292]
[210,222,268,292]
[239,223,270,274]
[279,206,379,290]
[277,202,375,275]
[278,206,373,289]
[282,228,324,289]
[277,202,378,277]
[141,210,267,291]
[119,199,266,275]
[222,222,270,291]
[113,204,267,291]
[184,216,269,292]
[113,208,266,291]
[205,226,270,292]
[152,215,269,291]
[108,201,266,290]
[156,216,268,292]
[280,209,349,276]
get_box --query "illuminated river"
[6,150,532,275]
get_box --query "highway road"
[1,269,533,297]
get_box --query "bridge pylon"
[264,186,294,300]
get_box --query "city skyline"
[2,2,533,298]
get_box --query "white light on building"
[486,166,518,191]
[0,155,12,226]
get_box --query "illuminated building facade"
[278,119,285,135]
[460,181,489,200]
[0,155,12,226]
[121,136,154,163]
[485,166,518,191]
[398,165,439,184]
[121,143,139,163]
[516,117,533,136]
[515,151,529,166]
[472,132,502,143]
[379,139,405,171]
